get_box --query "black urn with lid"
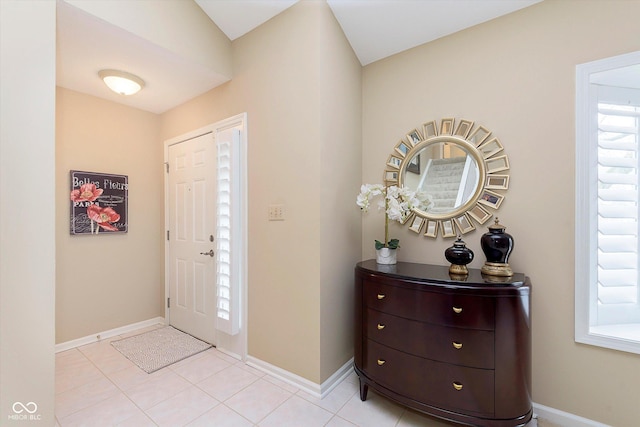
[445,236,474,275]
[480,217,514,277]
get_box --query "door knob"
[200,249,214,257]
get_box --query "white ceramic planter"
[376,247,397,265]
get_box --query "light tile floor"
[55,324,544,427]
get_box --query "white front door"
[167,133,217,344]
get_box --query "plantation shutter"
[216,128,241,335]
[595,85,640,325]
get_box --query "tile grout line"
[56,347,120,422]
[58,337,160,426]
[81,334,152,423]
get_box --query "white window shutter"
[595,89,640,324]
[216,129,241,335]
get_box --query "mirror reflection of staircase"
[420,157,467,213]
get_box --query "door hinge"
[165,162,169,173]
[167,297,170,308]
[166,230,170,241]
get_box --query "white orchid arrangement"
[356,184,432,250]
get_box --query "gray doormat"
[111,326,212,373]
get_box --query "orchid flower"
[356,184,433,249]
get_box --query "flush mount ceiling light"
[98,69,145,96]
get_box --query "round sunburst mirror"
[383,118,510,239]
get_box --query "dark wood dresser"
[354,260,532,427]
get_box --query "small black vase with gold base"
[445,236,474,276]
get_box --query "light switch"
[268,204,285,221]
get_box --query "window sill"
[577,324,640,355]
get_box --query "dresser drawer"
[364,339,494,416]
[365,308,495,369]
[364,280,495,330]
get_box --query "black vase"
[480,218,514,276]
[445,236,474,275]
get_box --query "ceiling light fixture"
[98,69,145,96]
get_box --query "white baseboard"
[241,358,603,427]
[55,317,165,353]
[533,403,611,427]
[246,356,354,399]
[244,358,609,426]
[319,357,355,399]
[215,346,243,362]
[240,359,610,426]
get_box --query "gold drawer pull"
[452,306,463,314]
[452,341,463,350]
[377,323,385,330]
[377,359,386,366]
[453,382,463,391]
[377,294,386,300]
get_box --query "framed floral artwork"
[69,170,128,235]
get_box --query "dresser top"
[356,259,528,288]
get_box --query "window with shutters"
[576,51,640,354]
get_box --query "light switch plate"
[268,204,285,221]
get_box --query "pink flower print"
[70,183,103,202]
[87,205,120,233]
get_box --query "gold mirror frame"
[383,118,510,239]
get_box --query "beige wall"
[235,1,324,383]
[317,3,362,381]
[362,1,640,425]
[0,1,56,423]
[56,88,164,343]
[161,0,361,384]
